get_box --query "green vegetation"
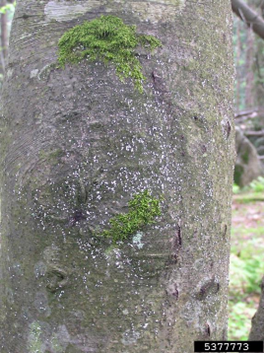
[232,177,264,202]
[58,15,161,92]
[232,184,240,194]
[229,243,264,340]
[100,190,161,243]
[229,181,264,339]
[0,2,16,14]
[248,176,264,193]
[228,301,256,341]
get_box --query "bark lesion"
[46,265,68,293]
[195,278,220,301]
[43,246,69,293]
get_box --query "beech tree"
[0,1,235,352]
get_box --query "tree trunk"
[0,0,8,71]
[0,1,235,352]
[249,276,264,353]
[245,31,255,107]
[245,0,255,109]
[235,17,242,111]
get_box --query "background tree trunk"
[236,18,242,111]
[0,1,235,352]
[245,25,255,107]
[245,0,255,109]
[249,276,264,345]
[0,0,8,72]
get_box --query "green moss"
[57,15,161,92]
[100,190,161,243]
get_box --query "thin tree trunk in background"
[0,1,235,352]
[254,38,264,125]
[245,25,255,107]
[0,0,8,69]
[251,0,264,110]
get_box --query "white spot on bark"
[30,69,39,78]
[6,68,13,78]
[122,308,129,315]
[121,330,141,345]
[34,261,47,278]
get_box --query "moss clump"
[57,15,161,92]
[101,190,161,243]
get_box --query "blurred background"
[231,0,264,340]
[0,0,264,341]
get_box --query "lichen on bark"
[27,321,43,353]
[57,15,161,92]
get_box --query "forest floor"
[229,193,264,339]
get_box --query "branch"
[231,0,264,40]
[245,129,264,136]
[235,108,259,119]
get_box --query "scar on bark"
[196,278,220,300]
[224,120,231,139]
[205,323,211,337]
[172,284,179,299]
[169,223,182,264]
[46,266,68,293]
[68,210,86,227]
[175,223,182,246]
[226,121,231,138]
[165,283,179,300]
[223,224,227,239]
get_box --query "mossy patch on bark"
[100,190,161,243]
[57,15,161,92]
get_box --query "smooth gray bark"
[0,1,235,352]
